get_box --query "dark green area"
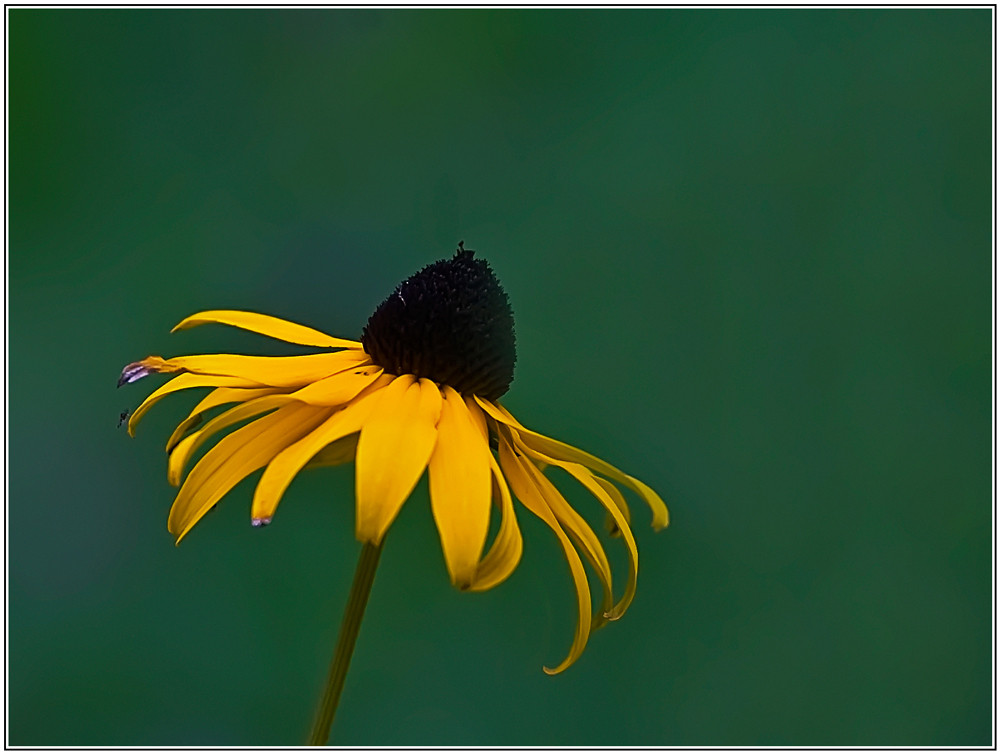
[8,8,992,746]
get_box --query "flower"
[120,245,668,673]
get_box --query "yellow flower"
[120,245,668,673]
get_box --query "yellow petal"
[127,372,261,436]
[428,388,492,588]
[355,377,442,544]
[477,397,669,530]
[167,394,294,487]
[288,364,384,406]
[517,436,639,622]
[251,378,395,523]
[166,386,282,452]
[591,476,637,618]
[522,460,614,630]
[167,402,326,543]
[597,475,631,537]
[151,350,370,388]
[467,453,523,592]
[172,309,362,349]
[497,433,591,674]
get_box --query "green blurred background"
[8,8,992,746]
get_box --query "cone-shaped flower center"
[361,245,517,400]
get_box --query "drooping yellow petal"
[596,474,632,537]
[516,453,614,631]
[251,377,394,523]
[517,436,639,622]
[127,372,261,436]
[167,394,295,487]
[148,350,371,388]
[172,309,362,349]
[168,402,326,543]
[591,476,637,618]
[355,377,442,544]
[428,388,492,589]
[467,453,523,592]
[166,386,283,452]
[287,365,384,406]
[477,397,669,530]
[497,433,591,674]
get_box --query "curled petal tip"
[251,516,272,528]
[118,360,156,387]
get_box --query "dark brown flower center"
[360,244,517,400]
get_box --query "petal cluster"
[122,309,668,673]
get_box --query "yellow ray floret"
[130,351,370,388]
[428,387,493,589]
[355,376,442,545]
[497,433,592,675]
[172,309,362,350]
[466,454,523,592]
[477,397,669,530]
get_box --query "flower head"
[121,244,668,673]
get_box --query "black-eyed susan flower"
[121,244,668,741]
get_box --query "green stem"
[307,540,384,746]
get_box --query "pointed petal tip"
[171,517,196,546]
[118,358,164,386]
[117,366,143,387]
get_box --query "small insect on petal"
[251,516,272,528]
[118,361,156,387]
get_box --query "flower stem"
[307,539,384,746]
